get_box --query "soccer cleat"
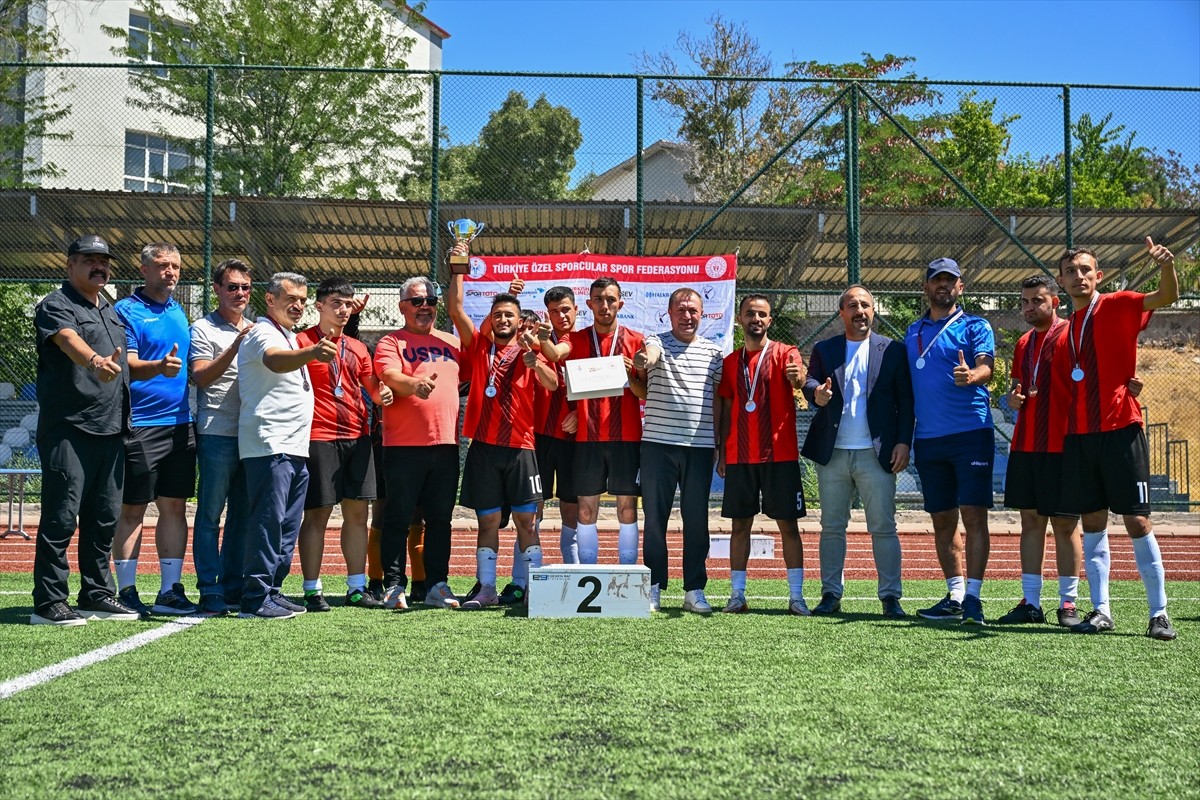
[1071,609,1114,634]
[649,585,661,612]
[30,600,87,626]
[812,592,841,615]
[271,593,307,615]
[683,589,712,614]
[408,580,427,605]
[381,585,408,610]
[1056,603,1081,628]
[917,594,963,621]
[497,583,527,606]
[881,596,907,619]
[237,596,296,620]
[196,594,230,617]
[367,578,385,602]
[423,582,461,609]
[960,594,985,625]
[1147,615,1177,641]
[788,597,812,617]
[460,584,499,610]
[77,595,142,621]
[997,600,1045,625]
[152,583,198,616]
[118,586,153,620]
[347,587,384,609]
[303,591,331,613]
[722,595,749,614]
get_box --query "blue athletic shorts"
[913,427,995,513]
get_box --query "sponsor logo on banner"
[469,257,487,280]
[705,256,728,279]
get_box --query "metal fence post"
[1062,85,1073,249]
[429,72,442,281]
[636,76,644,257]
[203,67,215,311]
[845,83,861,285]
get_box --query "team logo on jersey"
[468,257,487,280]
[704,256,728,279]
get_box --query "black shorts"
[305,436,377,509]
[721,461,806,520]
[1004,451,1078,519]
[573,440,641,498]
[535,433,577,503]
[1062,424,1152,516]
[460,440,541,511]
[123,423,196,504]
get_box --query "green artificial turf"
[1,573,1197,799]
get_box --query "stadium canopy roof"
[1,190,1195,294]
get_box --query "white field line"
[0,616,205,701]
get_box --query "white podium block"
[708,534,775,561]
[527,564,653,619]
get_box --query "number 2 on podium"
[577,576,602,613]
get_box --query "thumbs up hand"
[814,377,834,407]
[159,342,183,378]
[94,347,123,382]
[1145,236,1175,265]
[632,344,649,371]
[313,333,337,363]
[1007,381,1025,411]
[415,372,437,400]
[378,384,394,406]
[785,352,803,386]
[953,349,973,387]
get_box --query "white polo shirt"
[237,317,314,459]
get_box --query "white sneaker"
[649,584,661,612]
[383,585,408,610]
[788,597,812,617]
[460,584,499,610]
[683,589,713,614]
[722,595,749,614]
[423,582,461,609]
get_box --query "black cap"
[67,235,113,258]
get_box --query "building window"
[128,11,191,77]
[124,131,194,193]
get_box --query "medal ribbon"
[327,334,347,397]
[1027,318,1062,392]
[590,323,620,358]
[915,308,964,364]
[1067,292,1099,376]
[488,339,517,393]
[741,340,771,407]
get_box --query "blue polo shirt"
[904,307,994,439]
[115,289,192,427]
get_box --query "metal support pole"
[636,76,645,256]
[844,83,861,285]
[429,74,442,281]
[1062,85,1073,249]
[203,67,215,311]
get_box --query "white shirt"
[642,331,724,448]
[237,317,314,459]
[834,337,873,450]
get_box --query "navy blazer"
[800,331,915,471]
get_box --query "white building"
[588,140,696,202]
[15,0,447,194]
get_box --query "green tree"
[468,91,583,201]
[395,128,479,202]
[938,92,1051,208]
[104,0,427,198]
[0,0,73,187]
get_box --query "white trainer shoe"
[460,584,499,610]
[722,595,749,614]
[788,597,812,616]
[683,589,713,614]
[649,584,661,612]
[423,582,461,609]
[383,585,408,610]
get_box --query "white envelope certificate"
[564,356,629,401]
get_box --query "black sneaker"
[77,596,141,621]
[1071,609,1114,634]
[463,581,482,604]
[960,594,986,625]
[347,587,384,609]
[497,583,526,606]
[237,596,296,620]
[118,586,153,620]
[367,578,385,602]
[197,595,229,617]
[917,594,963,621]
[1147,615,1177,641]
[997,600,1045,625]
[272,593,307,615]
[30,600,86,626]
[152,583,198,616]
[304,591,332,613]
[408,580,427,605]
[1056,604,1081,628]
[881,596,907,619]
[813,592,841,615]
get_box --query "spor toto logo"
[704,256,728,279]
[468,257,487,280]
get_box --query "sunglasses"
[224,283,252,293]
[403,297,439,307]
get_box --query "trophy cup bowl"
[447,219,485,275]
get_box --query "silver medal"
[1028,387,1038,397]
[485,385,498,398]
[915,357,926,370]
[1071,367,1084,382]
[745,401,756,413]
[333,386,344,398]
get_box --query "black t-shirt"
[34,282,130,438]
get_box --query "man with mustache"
[905,258,995,625]
[31,235,138,625]
[112,242,197,618]
[801,285,914,619]
[237,272,336,620]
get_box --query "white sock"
[965,577,982,599]
[522,545,544,577]
[1020,573,1042,607]
[476,547,498,588]
[346,573,366,591]
[159,558,183,593]
[1059,576,1079,606]
[577,523,599,564]
[1082,530,1111,617]
[302,578,322,593]
[1131,533,1168,618]
[786,567,804,600]
[947,575,965,603]
[560,525,579,564]
[731,570,747,598]
[114,559,137,591]
[617,522,639,565]
[511,538,528,585]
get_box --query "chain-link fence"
[1,63,1197,510]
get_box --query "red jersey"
[1009,320,1070,453]
[535,332,574,441]
[565,326,645,443]
[718,342,801,464]
[295,328,371,442]
[461,330,543,450]
[1064,291,1151,436]
[373,328,462,447]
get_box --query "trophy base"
[448,254,470,275]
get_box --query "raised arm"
[1143,236,1180,311]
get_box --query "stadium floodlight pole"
[1063,85,1074,249]
[203,67,215,313]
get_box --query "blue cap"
[926,258,960,280]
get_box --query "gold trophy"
[447,218,485,275]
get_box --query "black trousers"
[640,441,714,592]
[381,444,460,588]
[32,426,124,609]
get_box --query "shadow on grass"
[0,605,31,626]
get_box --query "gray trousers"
[815,447,903,599]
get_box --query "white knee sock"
[522,545,544,576]
[617,522,639,564]
[159,558,183,593]
[302,578,322,593]
[1131,532,1168,618]
[731,570,747,598]
[114,559,137,591]
[947,575,965,603]
[786,567,805,601]
[346,573,366,591]
[511,539,528,587]
[1058,576,1079,607]
[1021,573,1043,607]
[577,523,599,564]
[476,547,498,588]
[965,577,982,599]
[1082,530,1111,617]
[560,525,578,564]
